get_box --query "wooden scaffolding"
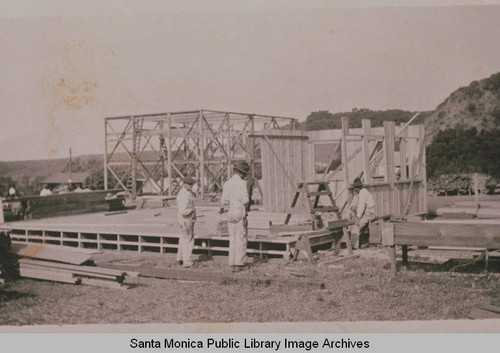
[104,110,296,199]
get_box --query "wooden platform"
[1,207,334,259]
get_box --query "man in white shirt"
[220,161,249,272]
[8,186,16,198]
[40,185,52,196]
[349,178,376,249]
[176,177,197,268]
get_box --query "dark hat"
[183,177,196,185]
[351,177,363,190]
[233,161,250,176]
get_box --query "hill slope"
[424,72,500,142]
[301,72,500,144]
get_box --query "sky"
[1,0,500,161]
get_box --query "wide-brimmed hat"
[233,161,250,176]
[183,177,196,185]
[351,177,363,190]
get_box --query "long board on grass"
[11,243,97,265]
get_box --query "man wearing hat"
[220,161,250,272]
[176,177,197,267]
[349,177,376,249]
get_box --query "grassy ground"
[1,194,499,326]
[0,248,498,326]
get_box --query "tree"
[426,127,500,180]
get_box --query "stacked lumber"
[437,200,500,219]
[18,259,137,289]
[11,243,137,289]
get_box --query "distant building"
[42,172,90,191]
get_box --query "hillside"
[424,72,500,143]
[0,154,102,180]
[300,109,430,131]
[301,72,500,144]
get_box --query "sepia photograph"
[0,0,499,347]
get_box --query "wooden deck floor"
[1,207,330,259]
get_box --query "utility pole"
[69,147,72,190]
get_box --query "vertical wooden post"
[250,115,256,179]
[402,245,408,270]
[104,119,109,191]
[381,222,396,277]
[0,198,4,224]
[384,121,396,216]
[226,114,232,180]
[399,123,407,181]
[474,172,480,217]
[159,120,165,195]
[361,119,372,184]
[341,117,351,204]
[167,114,173,196]
[388,246,397,277]
[199,110,205,198]
[131,116,137,200]
[419,124,427,213]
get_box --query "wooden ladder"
[285,181,353,256]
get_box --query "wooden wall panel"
[260,130,312,213]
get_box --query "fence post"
[0,198,4,224]
[474,173,480,217]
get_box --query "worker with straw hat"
[176,177,197,268]
[349,177,376,249]
[220,161,250,272]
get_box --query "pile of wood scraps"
[10,243,138,289]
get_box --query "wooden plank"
[20,267,79,284]
[284,207,311,215]
[326,219,350,229]
[80,277,128,289]
[11,243,95,265]
[18,259,128,278]
[20,263,121,281]
[468,308,500,319]
[248,134,308,140]
[269,224,312,235]
[361,119,372,183]
[135,266,325,289]
[383,121,396,216]
[317,254,360,267]
[311,206,338,213]
[341,118,351,204]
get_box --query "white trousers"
[228,217,247,266]
[350,206,376,247]
[177,218,194,266]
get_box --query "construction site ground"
[0,194,499,326]
[0,246,498,326]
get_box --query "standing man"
[220,161,249,272]
[176,177,196,268]
[8,185,16,198]
[349,178,376,249]
[40,185,52,196]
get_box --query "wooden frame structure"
[309,117,427,218]
[104,110,296,199]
